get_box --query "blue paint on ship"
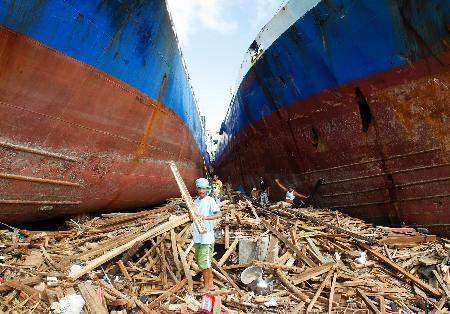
[0,0,206,156]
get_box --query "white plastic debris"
[47,276,58,286]
[355,251,368,265]
[51,294,85,314]
[69,264,83,275]
[334,252,341,262]
[264,299,278,307]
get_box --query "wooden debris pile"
[0,197,449,313]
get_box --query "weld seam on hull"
[0,26,163,111]
[0,200,81,205]
[0,173,80,187]
[0,140,79,162]
[322,176,450,197]
[323,163,450,185]
[0,100,180,159]
[297,147,440,176]
[328,193,450,209]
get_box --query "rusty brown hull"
[217,52,450,235]
[0,27,203,224]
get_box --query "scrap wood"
[223,260,304,272]
[169,160,207,234]
[3,280,41,301]
[380,227,417,234]
[1,195,449,313]
[356,288,382,314]
[78,282,108,314]
[0,276,42,293]
[212,259,245,298]
[306,265,336,312]
[134,297,160,314]
[431,296,448,314]
[177,243,193,293]
[433,270,450,300]
[292,263,334,285]
[328,271,338,314]
[40,245,62,271]
[117,260,132,281]
[358,242,442,297]
[68,214,190,280]
[380,234,437,247]
[147,278,187,309]
[275,269,310,303]
[261,219,317,267]
[170,227,182,279]
[218,237,239,266]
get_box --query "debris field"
[0,195,449,314]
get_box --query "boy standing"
[193,178,222,292]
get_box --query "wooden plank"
[3,280,41,301]
[431,296,448,314]
[147,278,187,309]
[78,282,108,314]
[383,244,394,262]
[380,235,437,247]
[22,251,43,268]
[306,266,335,312]
[305,237,325,264]
[212,259,245,298]
[328,272,337,314]
[380,296,385,314]
[261,220,316,268]
[223,261,304,272]
[266,236,279,263]
[170,227,182,279]
[0,276,42,293]
[292,263,334,285]
[218,238,239,267]
[117,260,132,281]
[134,297,158,314]
[275,269,310,303]
[359,242,441,297]
[177,243,193,293]
[379,227,417,233]
[356,288,381,314]
[169,161,206,233]
[68,214,190,280]
[433,270,450,300]
[224,213,230,249]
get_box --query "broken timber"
[168,160,207,234]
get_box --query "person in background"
[275,178,308,206]
[193,178,222,293]
[259,176,270,206]
[250,187,259,202]
[211,174,223,204]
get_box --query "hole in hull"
[311,127,319,149]
[355,87,373,132]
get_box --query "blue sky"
[166,0,288,136]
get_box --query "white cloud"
[167,0,238,46]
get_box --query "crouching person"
[193,178,222,293]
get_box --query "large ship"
[216,0,450,235]
[0,0,206,224]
